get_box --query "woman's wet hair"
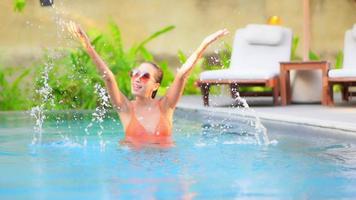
[144,62,163,98]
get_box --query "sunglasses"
[129,69,152,83]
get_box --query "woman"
[67,21,228,148]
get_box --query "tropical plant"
[204,42,231,71]
[333,50,344,93]
[334,50,343,69]
[177,50,203,94]
[0,22,176,111]
[0,66,32,110]
[156,61,175,97]
[309,51,320,61]
[13,0,26,12]
[31,22,176,110]
[291,36,302,61]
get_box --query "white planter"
[290,70,322,103]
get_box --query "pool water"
[1,110,356,199]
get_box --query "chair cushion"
[352,24,356,40]
[199,69,278,80]
[245,24,284,46]
[328,69,356,78]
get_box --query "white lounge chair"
[327,24,356,105]
[197,24,293,106]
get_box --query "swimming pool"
[1,109,356,199]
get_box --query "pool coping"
[176,104,356,135]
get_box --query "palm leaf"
[309,51,320,61]
[177,50,187,63]
[137,25,175,50]
[335,50,343,69]
[11,68,31,90]
[13,0,26,12]
[140,47,154,61]
[108,22,125,58]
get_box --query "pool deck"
[177,95,356,134]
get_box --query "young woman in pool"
[67,21,228,147]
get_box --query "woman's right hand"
[67,21,91,49]
[66,22,130,113]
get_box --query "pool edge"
[176,104,356,136]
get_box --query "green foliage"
[204,42,231,71]
[156,61,174,96]
[239,86,272,92]
[98,22,175,98]
[291,35,322,61]
[200,43,231,94]
[335,50,343,69]
[42,53,100,110]
[13,0,26,12]
[177,50,202,94]
[218,42,232,69]
[309,51,320,61]
[1,22,176,111]
[333,50,344,93]
[291,35,345,94]
[291,36,302,61]
[0,66,32,110]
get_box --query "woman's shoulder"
[157,97,167,107]
[157,97,175,114]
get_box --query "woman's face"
[130,63,160,98]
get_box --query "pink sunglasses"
[129,69,151,83]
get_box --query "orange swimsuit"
[122,101,173,147]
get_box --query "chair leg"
[328,83,334,106]
[323,78,333,106]
[272,78,280,106]
[200,83,210,106]
[230,83,239,99]
[342,84,349,102]
[322,76,330,106]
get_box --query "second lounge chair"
[327,24,356,105]
[197,24,293,106]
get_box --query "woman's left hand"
[178,28,229,75]
[201,28,229,47]
[163,28,229,109]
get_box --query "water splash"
[26,2,70,145]
[232,94,271,145]
[30,56,55,145]
[85,83,111,151]
[202,44,272,146]
[30,106,45,144]
[26,5,116,149]
[203,92,272,145]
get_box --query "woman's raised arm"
[67,21,130,112]
[161,29,229,109]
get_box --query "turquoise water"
[1,110,356,199]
